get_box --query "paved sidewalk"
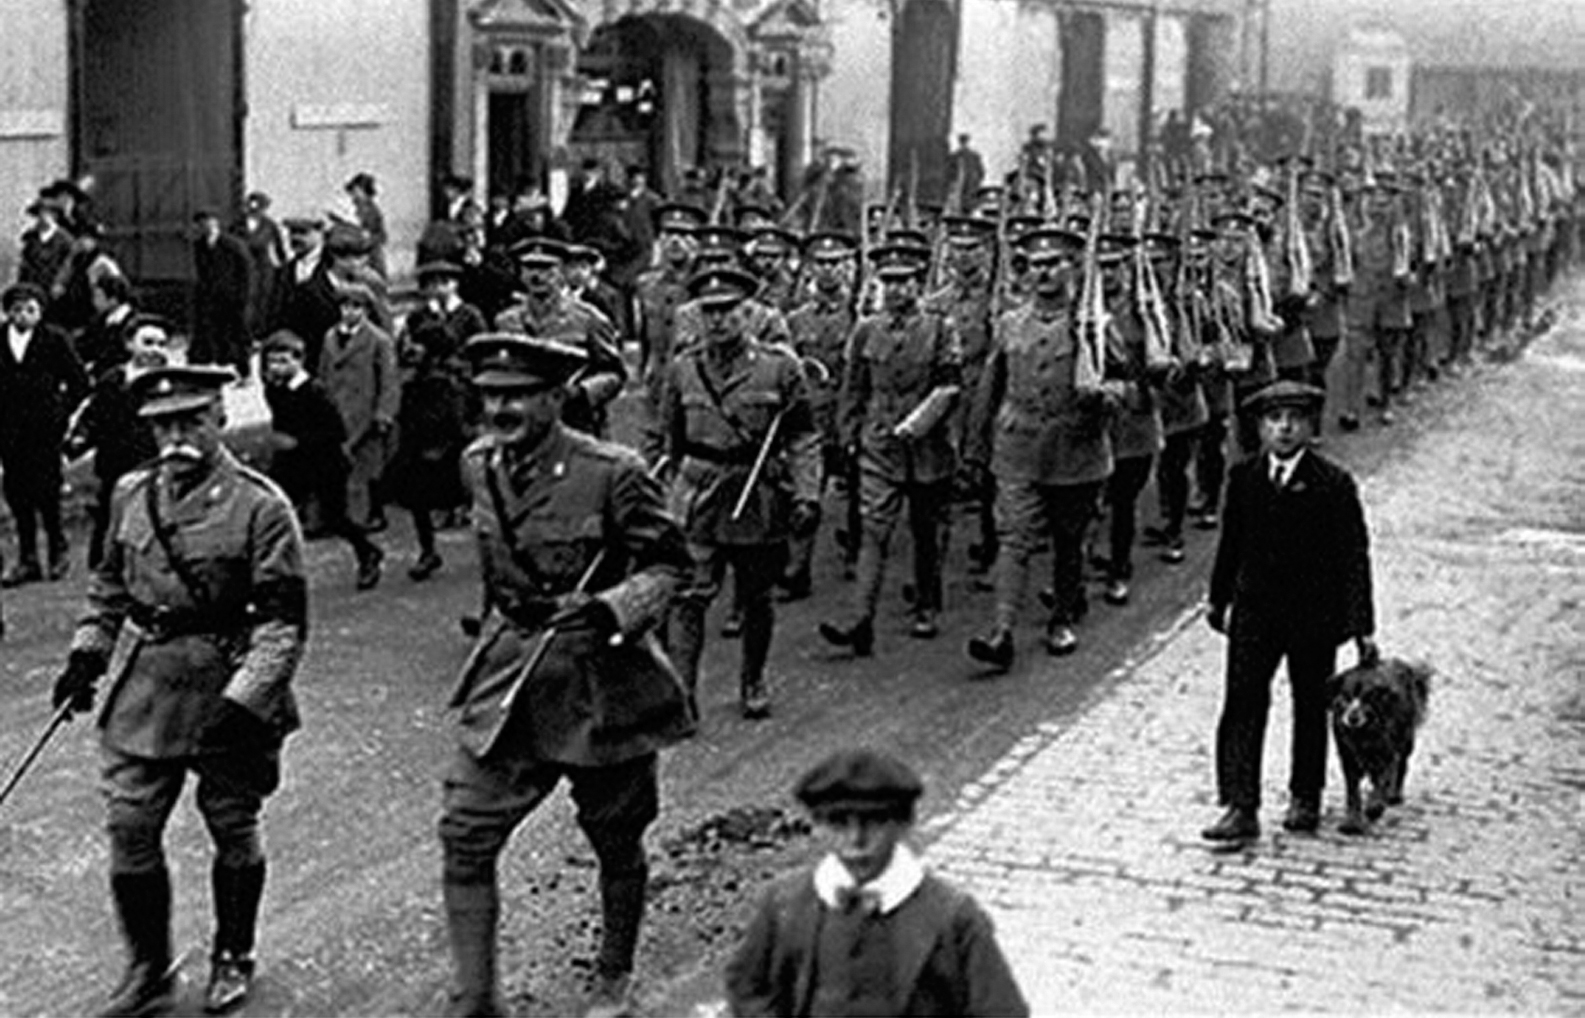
[922,311,1585,1013]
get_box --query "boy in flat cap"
[1202,380,1378,843]
[439,334,693,1018]
[726,748,1027,1017]
[51,363,308,1015]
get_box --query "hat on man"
[465,333,588,389]
[1212,211,1258,234]
[40,179,89,205]
[744,227,799,256]
[882,227,930,249]
[333,282,378,310]
[654,202,707,233]
[1241,379,1326,415]
[326,221,373,256]
[793,748,924,819]
[1004,214,1045,241]
[260,329,307,358]
[511,237,567,268]
[282,214,325,233]
[132,365,236,418]
[1017,227,1084,264]
[867,243,930,279]
[942,215,996,247]
[803,232,859,261]
[2,281,50,310]
[733,203,778,228]
[561,243,605,267]
[245,191,272,211]
[686,267,759,307]
[416,260,464,282]
[692,225,745,254]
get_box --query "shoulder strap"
[690,356,758,446]
[143,476,212,608]
[481,448,553,594]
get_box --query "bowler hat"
[132,365,236,418]
[794,748,924,818]
[465,333,588,389]
[1242,379,1325,414]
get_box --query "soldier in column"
[495,239,626,438]
[439,335,693,1018]
[962,228,1115,670]
[742,227,805,311]
[50,364,308,1015]
[634,204,706,458]
[927,215,1000,581]
[780,231,859,601]
[663,268,820,720]
[1143,232,1209,565]
[818,242,962,656]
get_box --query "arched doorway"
[571,15,742,194]
[69,0,244,286]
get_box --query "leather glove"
[199,699,277,752]
[1355,636,1381,669]
[1207,602,1229,635]
[547,592,619,637]
[52,649,108,717]
[790,499,821,538]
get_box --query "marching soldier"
[439,334,693,1018]
[634,204,705,399]
[663,268,820,720]
[927,215,1000,579]
[781,232,859,600]
[819,242,963,655]
[51,364,308,1015]
[673,227,793,356]
[963,227,1115,670]
[742,227,804,311]
[494,239,626,437]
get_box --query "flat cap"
[1242,379,1325,414]
[465,333,587,389]
[132,365,236,418]
[2,281,49,309]
[794,748,924,817]
[326,222,374,256]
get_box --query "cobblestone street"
[921,288,1585,1012]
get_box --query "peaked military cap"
[1005,214,1045,240]
[868,242,930,278]
[654,202,707,233]
[1242,379,1325,414]
[686,266,759,306]
[561,243,604,266]
[1211,211,1258,233]
[803,232,859,261]
[882,227,930,249]
[133,364,236,418]
[465,333,588,389]
[511,237,567,267]
[942,215,996,246]
[794,748,924,818]
[1017,227,1084,263]
[733,203,778,228]
[744,227,800,254]
[692,225,745,253]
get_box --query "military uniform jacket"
[1106,302,1166,460]
[634,265,690,380]
[493,293,627,434]
[450,425,694,765]
[785,293,855,438]
[970,304,1113,486]
[842,307,963,484]
[663,340,820,546]
[673,297,791,357]
[71,449,308,757]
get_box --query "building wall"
[243,0,432,278]
[0,0,69,286]
[954,0,1062,183]
[816,0,892,202]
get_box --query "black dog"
[1328,659,1432,835]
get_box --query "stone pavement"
[920,305,1585,1013]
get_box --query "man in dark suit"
[726,748,1028,1017]
[268,216,341,373]
[0,282,90,585]
[192,209,255,375]
[1202,380,1379,842]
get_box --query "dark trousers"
[1104,454,1154,581]
[851,466,950,619]
[671,541,787,690]
[1156,429,1198,540]
[1,450,66,567]
[101,746,281,875]
[1214,621,1338,810]
[1447,295,1476,363]
[277,465,378,563]
[994,479,1103,629]
[1194,415,1228,514]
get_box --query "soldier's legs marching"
[192,749,280,1012]
[988,481,1045,635]
[821,460,904,657]
[101,754,186,1016]
[1154,429,1196,560]
[1192,415,1229,524]
[730,544,784,719]
[1044,481,1103,651]
[668,545,728,717]
[1103,455,1154,603]
[905,480,951,635]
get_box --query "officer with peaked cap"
[52,363,308,1015]
[820,242,963,655]
[663,267,821,721]
[440,333,693,1017]
[780,232,859,599]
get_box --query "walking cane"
[0,702,75,811]
[731,410,786,521]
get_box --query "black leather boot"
[818,616,874,657]
[593,869,646,1010]
[100,870,176,1018]
[442,880,504,1017]
[205,861,265,1013]
[966,627,1015,671]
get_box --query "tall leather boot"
[738,599,774,719]
[100,869,176,1018]
[205,861,265,1013]
[586,868,646,1018]
[442,880,504,1018]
